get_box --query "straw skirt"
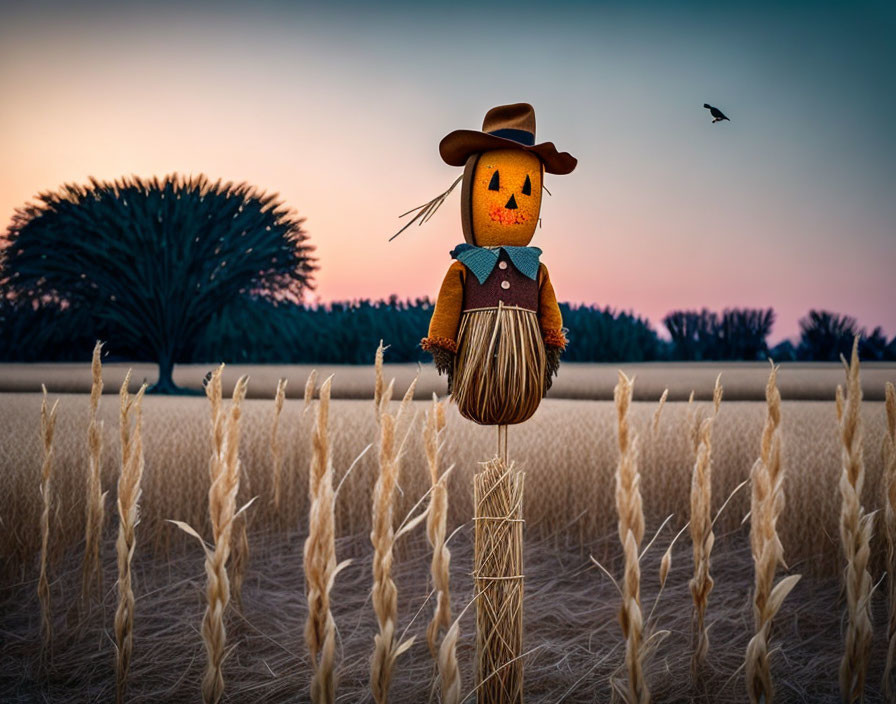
[451,303,547,426]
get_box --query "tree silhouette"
[1,174,315,392]
[798,310,896,361]
[663,309,719,360]
[663,308,775,360]
[797,310,859,361]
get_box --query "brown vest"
[461,249,539,312]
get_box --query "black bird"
[703,103,730,123]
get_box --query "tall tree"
[797,310,859,362]
[1,174,315,392]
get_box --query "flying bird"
[703,103,730,123]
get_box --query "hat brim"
[439,130,577,175]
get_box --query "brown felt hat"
[439,102,577,175]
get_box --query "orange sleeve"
[422,261,466,352]
[538,263,566,349]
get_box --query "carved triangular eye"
[522,175,532,196]
[488,171,500,191]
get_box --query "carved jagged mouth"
[488,205,528,226]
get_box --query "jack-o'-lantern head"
[439,103,577,246]
[389,103,575,244]
[462,149,543,246]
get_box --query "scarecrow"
[400,102,577,427]
[394,103,577,702]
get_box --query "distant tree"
[1,174,315,392]
[192,296,434,365]
[0,297,101,361]
[715,308,775,360]
[858,326,896,361]
[796,310,859,361]
[561,304,667,362]
[663,308,775,360]
[663,309,717,360]
[768,339,797,362]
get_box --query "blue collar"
[450,244,542,284]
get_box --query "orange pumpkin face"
[469,149,543,247]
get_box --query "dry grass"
[2,396,891,581]
[745,362,801,703]
[438,620,462,704]
[170,365,250,704]
[613,371,648,703]
[270,377,287,512]
[689,374,722,678]
[230,492,250,612]
[651,387,668,435]
[37,385,59,653]
[884,381,896,698]
[3,527,892,703]
[303,374,348,704]
[370,348,418,703]
[370,410,411,703]
[374,342,386,419]
[114,377,147,703]
[81,341,105,607]
[424,395,460,703]
[204,369,248,703]
[838,338,875,701]
[4,359,896,701]
[6,360,895,401]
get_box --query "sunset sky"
[1,0,893,343]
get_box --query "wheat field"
[1,360,894,702]
[2,360,894,400]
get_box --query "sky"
[1,0,894,343]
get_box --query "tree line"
[1,174,892,393]
[2,294,893,366]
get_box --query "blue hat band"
[486,128,535,146]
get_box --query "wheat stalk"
[114,378,147,704]
[837,336,873,702]
[38,384,59,653]
[370,407,415,702]
[883,381,896,698]
[230,485,250,612]
[424,394,460,700]
[689,374,722,678]
[168,365,248,703]
[304,369,318,413]
[81,340,106,607]
[304,374,349,703]
[369,410,398,703]
[651,388,669,435]
[271,377,288,512]
[120,370,134,481]
[374,340,386,422]
[439,620,462,704]
[745,362,801,704]
[685,389,703,457]
[368,344,420,702]
[425,395,451,655]
[614,371,649,704]
[202,366,248,703]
